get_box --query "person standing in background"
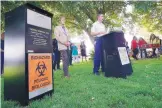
[155,36,161,58]
[131,36,139,60]
[150,34,157,57]
[125,41,129,54]
[54,16,70,78]
[52,38,61,71]
[91,11,107,75]
[68,41,73,66]
[80,41,87,62]
[160,38,162,55]
[72,44,79,63]
[1,32,4,75]
[138,37,147,58]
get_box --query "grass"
[1,58,162,108]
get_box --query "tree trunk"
[84,29,95,45]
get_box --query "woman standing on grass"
[138,37,147,58]
[80,41,87,62]
[131,36,139,60]
[72,44,79,63]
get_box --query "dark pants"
[60,50,69,76]
[93,37,104,74]
[132,48,139,60]
[53,51,60,70]
[152,48,156,57]
[140,49,147,58]
[69,50,72,65]
[1,52,4,75]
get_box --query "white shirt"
[91,21,106,37]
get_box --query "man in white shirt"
[91,11,107,75]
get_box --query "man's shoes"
[64,75,70,78]
[57,68,61,70]
[94,72,99,76]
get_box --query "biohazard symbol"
[35,61,47,77]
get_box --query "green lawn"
[1,58,162,108]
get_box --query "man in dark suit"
[53,38,61,70]
[1,32,4,75]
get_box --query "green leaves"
[3,1,161,37]
[132,1,162,33]
[1,1,127,35]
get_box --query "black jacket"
[53,39,58,52]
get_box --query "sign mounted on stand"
[4,3,53,106]
[118,47,130,65]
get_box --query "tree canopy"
[131,1,162,33]
[1,1,162,39]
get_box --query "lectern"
[4,3,53,105]
[102,32,133,78]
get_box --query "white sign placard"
[27,9,51,30]
[118,47,130,65]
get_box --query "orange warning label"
[28,53,52,92]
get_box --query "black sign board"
[4,3,53,106]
